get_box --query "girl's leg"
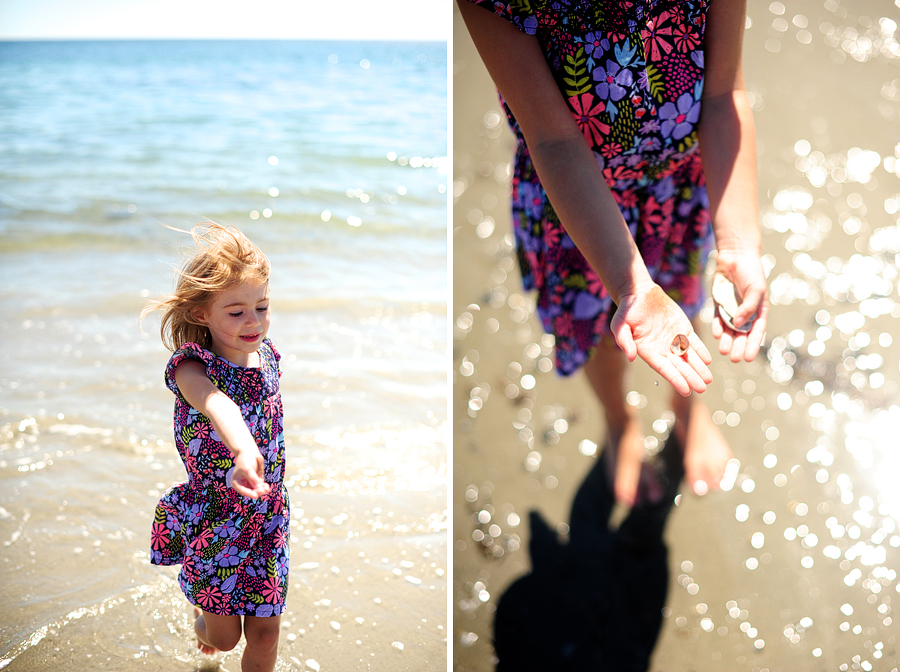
[583,338,646,506]
[670,393,732,494]
[241,614,282,672]
[671,319,732,494]
[193,606,242,654]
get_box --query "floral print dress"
[470,0,715,375]
[150,339,289,617]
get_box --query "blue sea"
[0,40,447,670]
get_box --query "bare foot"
[193,606,219,655]
[673,398,732,496]
[604,415,650,507]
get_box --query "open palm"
[611,283,713,396]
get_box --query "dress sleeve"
[164,342,217,396]
[263,338,282,379]
[467,0,538,35]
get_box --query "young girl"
[458,0,769,504]
[144,223,288,672]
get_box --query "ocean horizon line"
[0,36,446,44]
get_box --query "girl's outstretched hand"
[710,249,768,362]
[611,283,713,397]
[230,448,271,499]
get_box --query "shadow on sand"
[493,434,685,671]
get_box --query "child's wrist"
[231,444,261,460]
[712,223,762,254]
[610,272,655,307]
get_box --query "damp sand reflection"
[454,1,900,670]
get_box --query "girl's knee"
[207,630,241,652]
[244,616,281,650]
[209,633,241,651]
[200,612,242,652]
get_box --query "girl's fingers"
[688,331,713,367]
[671,352,709,394]
[744,304,768,361]
[712,314,736,356]
[651,355,691,397]
[611,321,638,362]
[724,331,743,362]
[238,483,270,499]
[231,481,258,499]
[231,471,271,499]
[648,345,710,397]
[248,476,271,497]
[718,328,734,356]
[745,324,765,360]
[635,328,713,396]
[684,343,713,384]
[733,286,763,328]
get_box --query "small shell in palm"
[670,333,689,356]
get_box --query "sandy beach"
[453,1,900,670]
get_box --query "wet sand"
[0,424,446,672]
[453,1,900,670]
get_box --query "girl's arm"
[458,0,713,396]
[174,360,271,499]
[699,0,769,362]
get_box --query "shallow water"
[453,1,900,670]
[0,39,447,670]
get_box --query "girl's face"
[193,280,271,366]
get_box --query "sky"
[0,0,450,41]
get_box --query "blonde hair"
[142,223,270,351]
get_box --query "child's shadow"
[493,434,685,672]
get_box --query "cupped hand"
[229,448,271,499]
[711,249,768,362]
[610,283,713,397]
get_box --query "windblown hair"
[142,223,270,351]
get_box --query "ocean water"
[0,39,447,669]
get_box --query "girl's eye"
[257,305,269,312]
[229,312,243,317]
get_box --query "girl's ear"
[191,306,208,325]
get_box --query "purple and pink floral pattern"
[151,339,289,617]
[471,0,714,375]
